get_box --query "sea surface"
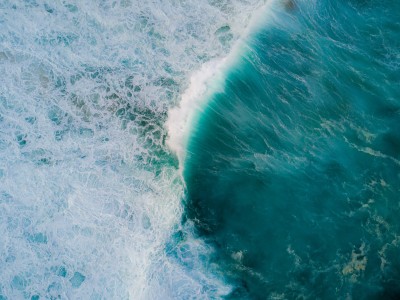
[0,0,399,299]
[184,0,400,299]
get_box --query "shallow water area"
[184,1,400,298]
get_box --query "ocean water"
[0,0,267,298]
[1,0,399,299]
[184,1,400,299]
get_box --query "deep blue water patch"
[184,1,400,299]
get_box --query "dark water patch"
[184,1,400,298]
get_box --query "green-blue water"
[184,1,400,298]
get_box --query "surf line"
[165,0,278,172]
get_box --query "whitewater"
[0,0,270,298]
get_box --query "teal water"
[184,1,400,299]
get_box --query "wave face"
[0,0,267,298]
[184,1,400,298]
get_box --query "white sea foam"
[0,0,269,298]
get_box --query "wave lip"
[166,58,227,167]
[166,0,278,168]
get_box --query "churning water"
[1,0,399,299]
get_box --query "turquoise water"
[184,1,400,299]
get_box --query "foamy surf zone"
[0,0,267,298]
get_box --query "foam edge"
[165,0,277,171]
